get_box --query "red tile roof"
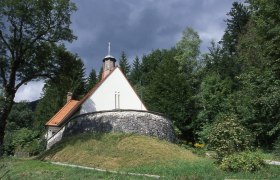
[45,100,80,126]
[45,68,116,127]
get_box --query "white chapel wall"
[80,68,147,114]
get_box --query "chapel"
[45,44,146,139]
[45,44,175,149]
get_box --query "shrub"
[207,114,253,161]
[4,128,44,156]
[220,151,265,172]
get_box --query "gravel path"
[265,160,280,165]
[51,161,161,179]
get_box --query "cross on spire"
[108,42,111,56]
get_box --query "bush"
[220,151,265,172]
[207,114,253,161]
[4,128,44,156]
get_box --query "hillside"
[2,133,280,179]
[41,133,198,170]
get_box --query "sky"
[14,0,242,102]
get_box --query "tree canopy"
[0,0,77,155]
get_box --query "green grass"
[2,133,280,179]
[0,157,147,180]
[256,149,280,161]
[41,133,198,170]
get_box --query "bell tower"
[102,42,116,79]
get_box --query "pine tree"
[129,56,142,85]
[86,69,97,92]
[119,51,130,77]
[98,67,103,82]
[221,2,250,56]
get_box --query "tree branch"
[0,65,7,86]
[15,73,50,91]
[19,19,24,56]
[21,32,45,56]
[0,30,13,55]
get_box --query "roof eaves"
[45,100,79,126]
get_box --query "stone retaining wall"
[47,110,176,149]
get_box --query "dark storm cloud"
[65,0,239,74]
[16,0,243,102]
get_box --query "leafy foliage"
[4,102,43,155]
[0,0,77,155]
[207,114,253,160]
[220,151,265,172]
[5,102,34,131]
[194,72,233,132]
[175,27,201,72]
[5,128,42,156]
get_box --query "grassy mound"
[3,134,280,179]
[41,133,198,170]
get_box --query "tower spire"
[102,42,116,79]
[108,42,111,56]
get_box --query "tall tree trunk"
[0,91,15,156]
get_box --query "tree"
[140,50,167,87]
[175,27,201,73]
[144,49,190,130]
[195,2,251,142]
[248,0,280,79]
[85,69,98,92]
[119,51,130,77]
[0,0,76,155]
[5,102,34,132]
[129,56,142,85]
[220,2,250,56]
[195,72,233,133]
[98,67,103,82]
[34,47,85,132]
[229,1,280,147]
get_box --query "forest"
[0,0,280,172]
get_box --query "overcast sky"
[15,0,242,102]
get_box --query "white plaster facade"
[46,126,61,140]
[80,67,147,114]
